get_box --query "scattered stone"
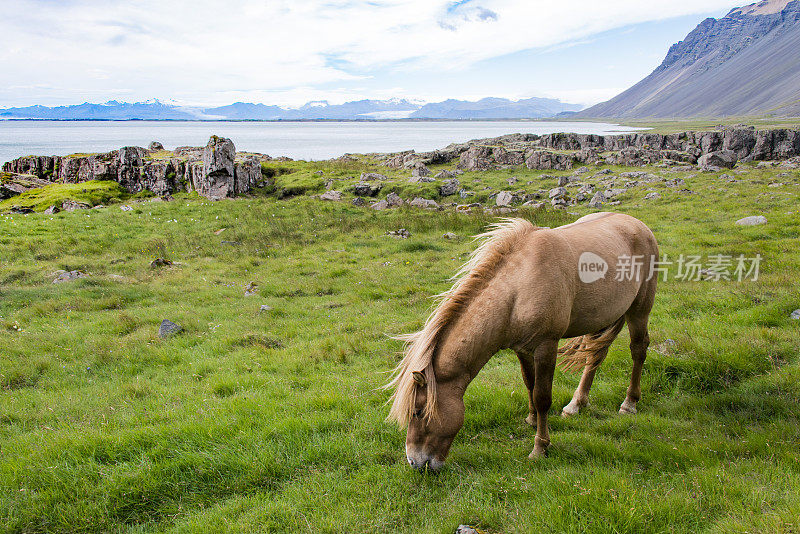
[387,228,411,239]
[507,176,519,185]
[149,141,164,151]
[385,192,404,207]
[735,215,767,226]
[522,200,546,209]
[244,282,259,297]
[409,197,439,209]
[574,166,590,174]
[43,205,60,215]
[459,190,474,199]
[150,258,173,269]
[353,182,382,197]
[791,309,800,320]
[221,240,242,246]
[371,200,389,211]
[665,178,685,188]
[644,192,661,200]
[260,304,273,313]
[589,191,605,209]
[61,199,91,211]
[768,183,783,188]
[319,190,342,201]
[435,170,455,179]
[411,164,430,178]
[53,270,88,284]
[360,172,387,181]
[158,319,182,338]
[496,190,515,207]
[557,176,570,187]
[548,187,567,200]
[442,232,458,240]
[352,197,366,207]
[698,150,737,170]
[594,169,613,176]
[604,188,627,198]
[439,178,461,196]
[92,205,105,210]
[120,205,133,211]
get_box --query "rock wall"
[385,126,800,171]
[1,136,273,200]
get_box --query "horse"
[386,212,658,472]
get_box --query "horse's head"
[404,371,464,473]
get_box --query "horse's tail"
[557,316,626,373]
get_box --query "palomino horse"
[387,213,658,471]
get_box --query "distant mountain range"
[0,97,582,121]
[581,0,800,119]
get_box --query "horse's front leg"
[530,339,558,459]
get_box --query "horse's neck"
[433,302,508,386]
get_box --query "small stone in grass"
[150,258,172,269]
[158,319,182,338]
[791,309,800,320]
[260,304,273,313]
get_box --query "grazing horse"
[387,213,658,472]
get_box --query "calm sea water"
[0,120,644,164]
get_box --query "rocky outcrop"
[193,136,236,200]
[387,126,800,171]
[1,136,271,200]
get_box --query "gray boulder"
[53,270,88,283]
[496,191,515,207]
[385,192,404,207]
[353,182,382,197]
[319,190,342,201]
[409,197,439,209]
[698,150,737,169]
[360,172,387,181]
[62,199,91,211]
[158,319,183,338]
[589,191,605,209]
[735,215,767,226]
[195,136,236,200]
[439,179,461,196]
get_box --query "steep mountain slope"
[581,0,800,119]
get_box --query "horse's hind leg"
[561,346,610,417]
[620,310,652,415]
[529,339,558,459]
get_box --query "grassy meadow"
[1,156,799,533]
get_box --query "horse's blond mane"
[385,218,537,427]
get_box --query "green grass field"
[1,158,799,533]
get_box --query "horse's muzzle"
[406,449,444,473]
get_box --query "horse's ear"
[412,371,427,386]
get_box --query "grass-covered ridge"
[0,180,129,212]
[0,157,799,533]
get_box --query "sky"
[0,0,747,109]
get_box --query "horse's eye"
[413,409,424,419]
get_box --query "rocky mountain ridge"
[0,96,581,121]
[581,0,800,118]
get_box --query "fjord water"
[0,120,644,164]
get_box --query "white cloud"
[0,0,743,106]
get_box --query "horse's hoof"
[561,400,586,417]
[619,401,637,415]
[524,414,535,426]
[528,447,548,459]
[561,404,580,417]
